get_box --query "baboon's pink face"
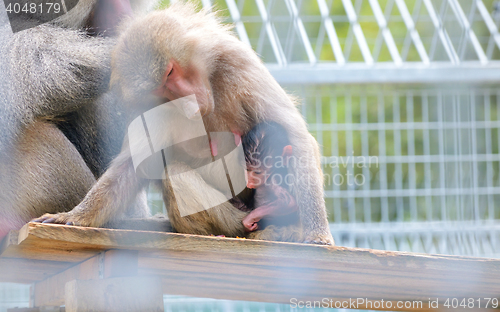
[153,60,214,117]
[246,167,269,189]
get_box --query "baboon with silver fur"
[0,0,160,240]
[35,3,334,245]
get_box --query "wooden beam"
[7,308,65,312]
[33,249,140,307]
[2,224,105,263]
[33,254,101,307]
[138,249,500,306]
[64,277,163,312]
[0,257,73,284]
[0,230,19,255]
[103,249,139,278]
[1,223,499,311]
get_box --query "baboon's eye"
[167,67,174,77]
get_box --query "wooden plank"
[1,225,139,284]
[1,225,104,263]
[0,231,19,255]
[33,249,139,307]
[1,223,499,311]
[0,258,73,284]
[103,250,139,278]
[8,223,500,266]
[33,255,101,307]
[0,223,99,284]
[8,308,65,312]
[64,277,163,312]
[138,251,500,306]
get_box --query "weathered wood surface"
[1,222,500,310]
[65,277,163,312]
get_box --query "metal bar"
[201,0,212,10]
[394,0,430,64]
[378,93,389,222]
[315,93,323,155]
[437,92,448,222]
[406,93,418,221]
[395,0,413,62]
[484,92,495,220]
[268,63,500,84]
[342,0,374,64]
[360,95,372,223]
[314,9,327,61]
[448,0,487,64]
[237,0,244,11]
[330,96,342,223]
[284,0,317,64]
[451,94,463,221]
[343,15,356,61]
[303,86,497,98]
[255,0,287,66]
[393,95,404,222]
[331,220,500,233]
[422,0,460,64]
[368,0,402,65]
[497,92,500,194]
[372,0,392,62]
[422,93,434,221]
[470,91,480,221]
[345,95,355,223]
[321,153,500,164]
[283,0,298,65]
[317,0,346,65]
[309,120,500,131]
[225,0,252,46]
[325,186,500,198]
[477,0,500,56]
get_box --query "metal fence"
[304,85,500,257]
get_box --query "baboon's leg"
[0,121,95,239]
[162,161,247,237]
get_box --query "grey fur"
[0,0,158,239]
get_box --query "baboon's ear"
[282,145,293,157]
[282,145,293,166]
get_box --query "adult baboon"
[0,0,159,240]
[35,3,334,245]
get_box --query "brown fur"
[37,2,333,244]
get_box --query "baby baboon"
[234,122,299,232]
[35,3,334,245]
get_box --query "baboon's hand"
[32,212,87,226]
[303,231,335,245]
[242,215,259,232]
